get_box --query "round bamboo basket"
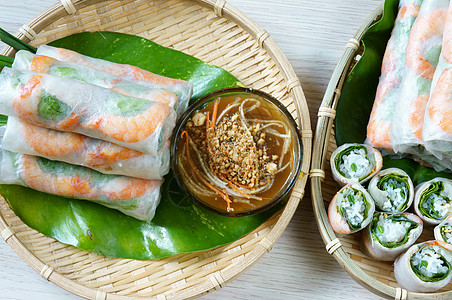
[0,0,311,299]
[311,3,452,300]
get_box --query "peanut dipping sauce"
[175,93,295,214]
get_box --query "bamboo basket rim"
[311,3,452,300]
[0,0,312,299]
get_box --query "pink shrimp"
[99,177,160,201]
[109,86,177,107]
[328,190,353,234]
[20,154,98,199]
[428,68,452,133]
[81,102,172,143]
[405,9,447,80]
[442,6,452,64]
[408,94,430,141]
[12,75,43,124]
[20,121,85,157]
[83,141,143,167]
[29,55,57,73]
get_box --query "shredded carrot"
[205,111,210,131]
[211,98,219,129]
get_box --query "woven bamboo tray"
[311,3,452,300]
[0,0,312,299]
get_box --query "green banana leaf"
[334,0,452,185]
[0,31,279,260]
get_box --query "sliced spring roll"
[423,4,452,167]
[0,150,162,221]
[391,0,448,155]
[36,44,193,112]
[12,50,189,116]
[434,215,452,244]
[362,212,423,261]
[328,183,375,234]
[367,0,423,150]
[2,117,169,179]
[0,67,176,155]
[330,143,383,186]
[368,168,414,213]
[394,240,452,292]
[414,177,452,225]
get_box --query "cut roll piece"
[0,149,162,221]
[11,50,187,115]
[2,117,170,179]
[368,168,414,213]
[361,212,423,261]
[414,177,452,225]
[0,67,176,155]
[330,143,383,186]
[434,215,452,244]
[394,240,452,292]
[36,45,193,114]
[328,183,375,234]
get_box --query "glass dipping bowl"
[171,87,302,217]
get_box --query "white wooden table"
[0,0,384,299]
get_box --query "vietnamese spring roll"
[0,149,162,221]
[394,240,452,292]
[328,183,375,234]
[361,212,423,261]
[11,50,189,116]
[423,4,452,167]
[434,215,452,244]
[0,67,176,155]
[2,117,169,179]
[367,0,423,150]
[368,168,414,213]
[36,44,193,113]
[330,143,383,186]
[391,0,448,155]
[414,177,452,225]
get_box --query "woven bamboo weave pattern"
[0,0,311,299]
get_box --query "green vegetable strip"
[419,181,451,220]
[370,213,419,248]
[376,173,410,211]
[0,28,36,53]
[410,246,452,282]
[0,55,13,68]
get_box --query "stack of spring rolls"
[367,0,452,172]
[0,45,193,221]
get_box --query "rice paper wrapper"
[434,215,452,244]
[394,240,452,292]
[0,149,162,221]
[2,117,169,179]
[361,212,423,261]
[0,68,176,155]
[414,177,452,225]
[390,0,448,155]
[12,50,189,116]
[36,45,192,114]
[367,0,423,150]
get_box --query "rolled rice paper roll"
[391,0,448,155]
[394,240,452,292]
[368,168,414,213]
[36,45,193,113]
[422,4,452,169]
[12,50,188,116]
[0,150,162,221]
[367,0,423,150]
[328,183,375,234]
[414,177,452,225]
[361,212,423,261]
[330,143,383,186]
[2,117,169,179]
[434,215,452,244]
[0,68,176,155]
